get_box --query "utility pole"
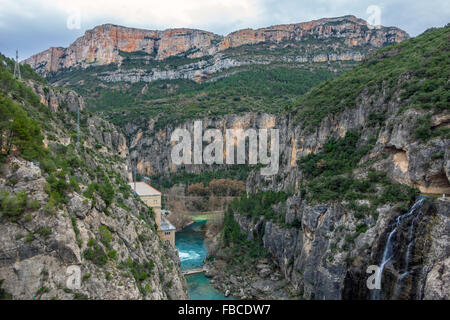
[133,162,137,193]
[77,106,80,148]
[13,49,21,79]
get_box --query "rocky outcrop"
[30,81,85,113]
[0,157,187,300]
[93,51,365,84]
[86,116,129,160]
[23,16,409,77]
[204,258,292,300]
[96,55,255,83]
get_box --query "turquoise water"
[176,221,234,300]
[186,273,234,300]
[176,221,207,271]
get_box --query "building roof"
[160,216,176,231]
[128,182,161,196]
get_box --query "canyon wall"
[0,82,188,300]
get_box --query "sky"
[0,0,449,60]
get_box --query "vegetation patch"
[290,26,449,130]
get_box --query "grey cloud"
[0,0,448,60]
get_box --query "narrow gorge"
[1,15,448,300]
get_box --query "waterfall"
[371,195,426,300]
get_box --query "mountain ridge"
[23,15,409,76]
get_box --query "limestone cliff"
[125,113,276,177]
[23,16,408,77]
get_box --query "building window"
[165,232,171,235]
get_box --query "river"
[175,220,234,300]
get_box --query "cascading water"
[371,195,426,300]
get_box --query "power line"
[76,106,80,148]
[133,162,137,193]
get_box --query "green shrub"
[25,232,34,243]
[36,286,50,295]
[414,115,432,141]
[0,95,46,161]
[82,273,91,280]
[73,292,88,300]
[0,279,12,300]
[36,227,51,238]
[99,225,112,248]
[7,178,18,186]
[297,130,374,179]
[43,198,57,215]
[0,192,31,221]
[83,244,107,266]
[83,180,114,208]
[119,258,155,294]
[87,238,95,247]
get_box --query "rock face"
[219,15,407,50]
[127,96,449,196]
[227,197,449,300]
[0,158,187,299]
[86,116,129,161]
[125,112,276,177]
[23,15,409,77]
[23,25,218,75]
[95,55,257,84]
[203,227,293,300]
